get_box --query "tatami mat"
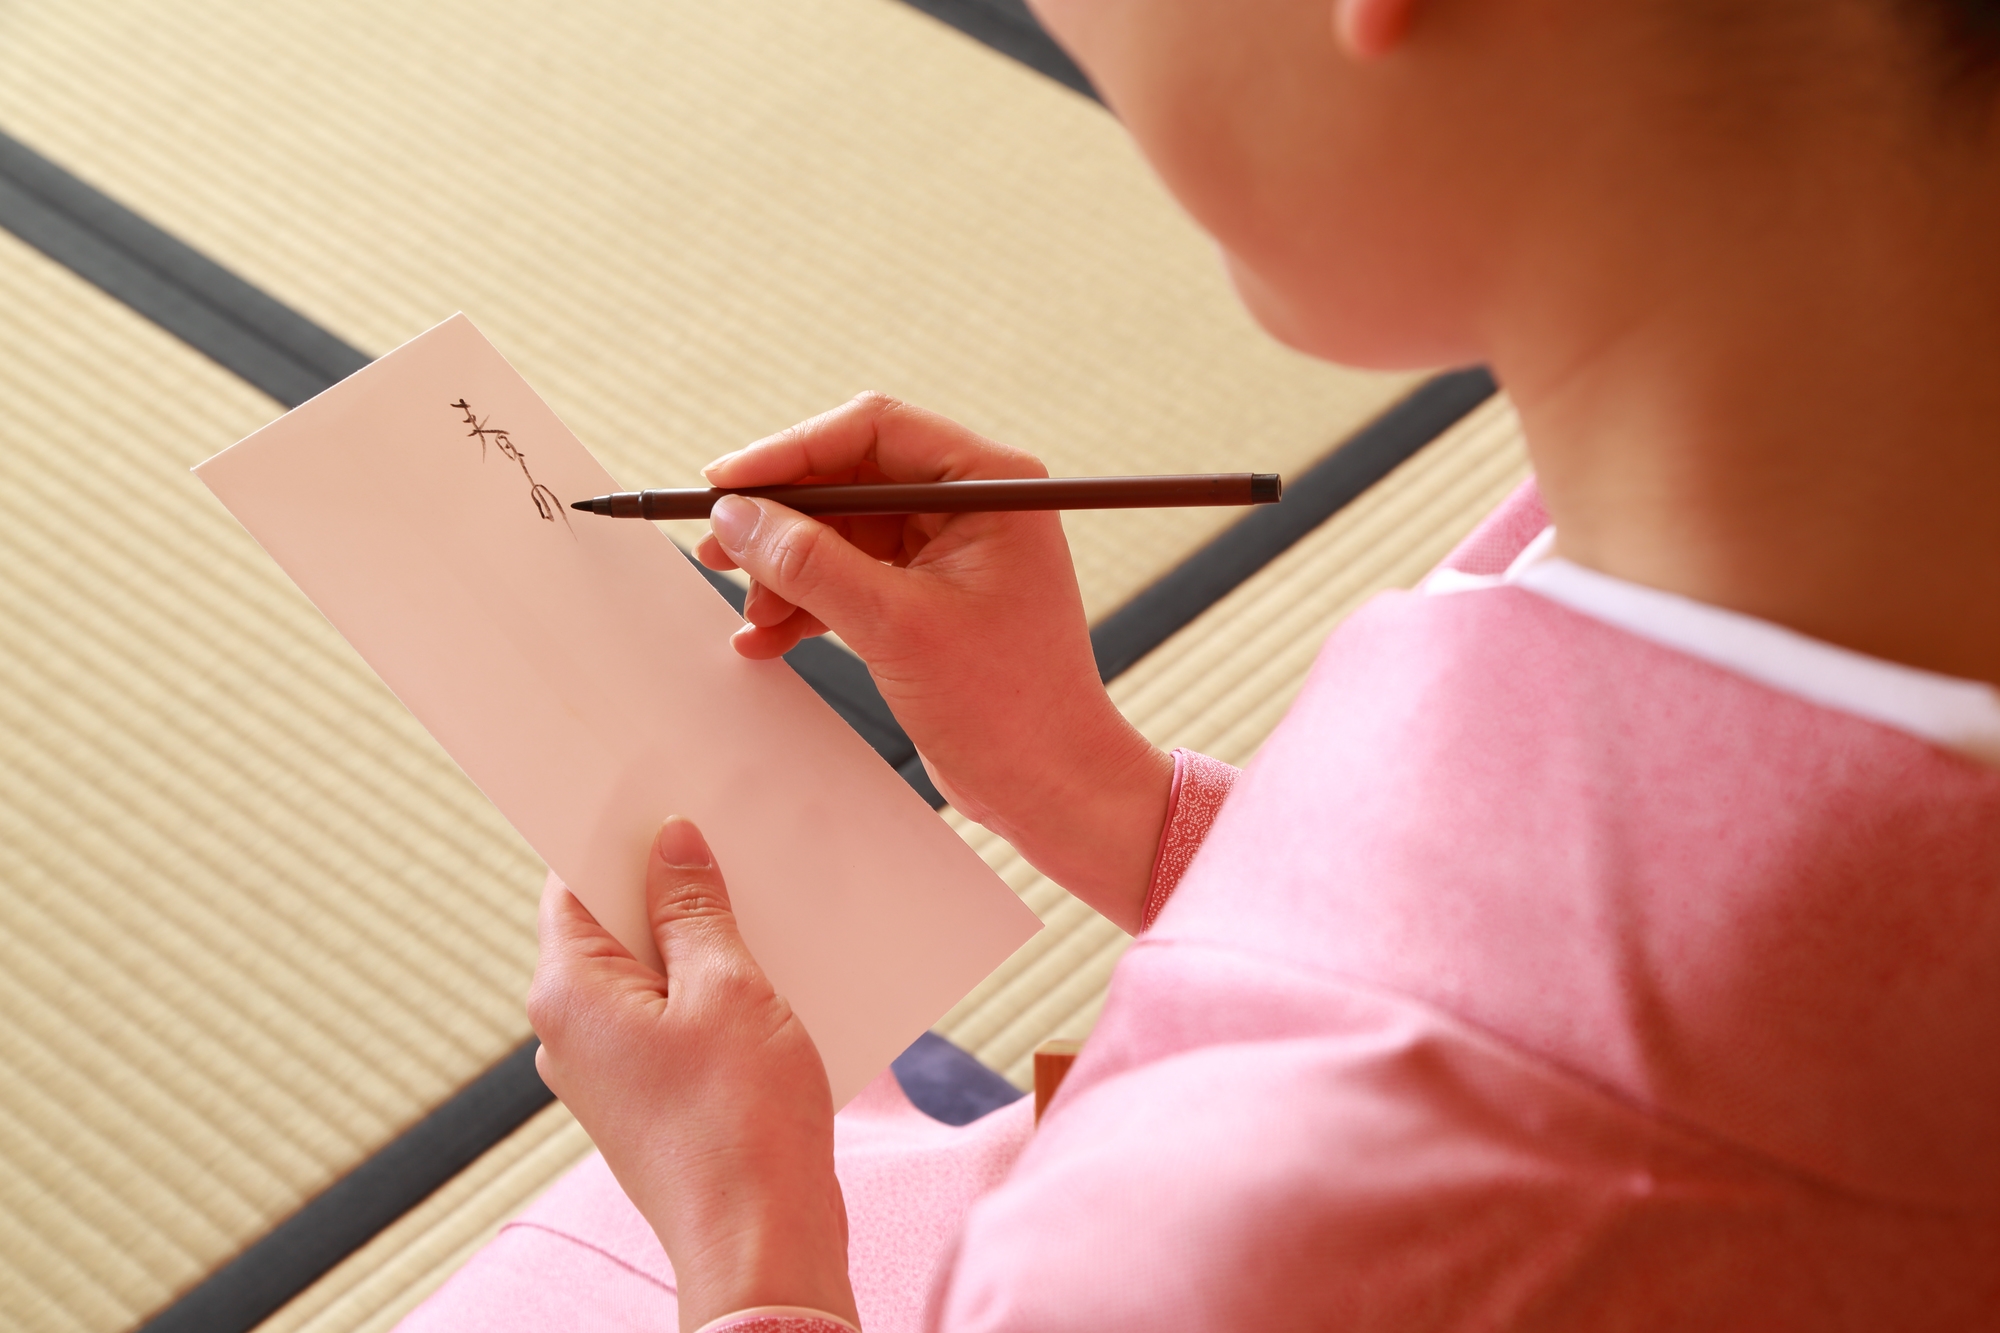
[0,0,1415,621]
[0,233,547,1333]
[935,395,1531,1085]
[0,3,1474,1329]
[252,1105,591,1333]
[244,397,1530,1333]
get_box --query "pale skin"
[528,1,2000,1326]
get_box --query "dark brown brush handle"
[574,474,1283,520]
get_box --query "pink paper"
[196,314,1040,1106]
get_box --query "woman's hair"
[1915,0,2000,84]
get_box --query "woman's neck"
[1492,102,2000,687]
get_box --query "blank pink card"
[197,314,1040,1107]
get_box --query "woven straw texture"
[0,233,547,1333]
[252,1105,592,1333]
[0,1,1466,1328]
[0,0,1415,621]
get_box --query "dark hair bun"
[1934,0,2000,57]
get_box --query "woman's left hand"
[528,817,859,1333]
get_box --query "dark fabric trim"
[0,130,369,407]
[892,0,1098,100]
[135,1041,554,1333]
[0,121,920,786]
[1089,367,1499,682]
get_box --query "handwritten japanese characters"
[451,398,570,530]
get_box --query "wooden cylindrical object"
[621,473,1281,520]
[1033,1038,1084,1125]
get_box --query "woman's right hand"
[696,392,1172,932]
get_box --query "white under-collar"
[1426,529,2000,770]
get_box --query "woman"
[409,0,2000,1327]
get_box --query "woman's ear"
[1333,0,1420,59]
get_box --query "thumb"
[645,816,756,981]
[708,496,900,650]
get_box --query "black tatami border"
[137,1043,553,1333]
[0,7,1495,1330]
[897,0,1098,99]
[1087,366,1498,683]
[0,130,369,407]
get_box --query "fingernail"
[656,817,713,868]
[710,494,758,553]
[700,450,742,482]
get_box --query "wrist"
[631,1146,857,1333]
[669,1198,859,1333]
[983,706,1174,932]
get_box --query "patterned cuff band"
[1141,748,1240,929]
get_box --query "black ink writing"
[450,399,572,532]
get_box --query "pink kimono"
[403,484,2000,1331]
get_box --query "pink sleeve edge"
[692,1307,862,1333]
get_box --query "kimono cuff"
[1140,748,1240,929]
[691,1308,862,1333]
